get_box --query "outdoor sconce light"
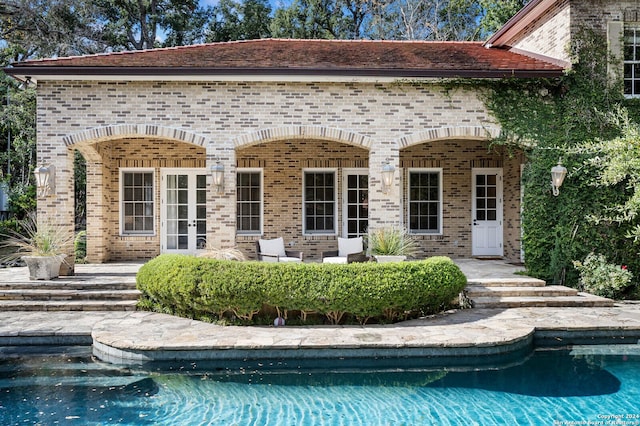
[33,164,55,198]
[551,159,567,196]
[211,161,224,193]
[381,161,396,194]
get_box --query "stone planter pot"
[374,255,407,263]
[22,255,65,280]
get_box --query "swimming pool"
[1,346,639,425]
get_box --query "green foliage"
[482,26,640,290]
[74,230,87,263]
[207,0,272,42]
[137,254,467,325]
[573,253,633,299]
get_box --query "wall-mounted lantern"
[381,161,395,194]
[551,159,567,196]
[34,164,55,198]
[211,161,224,193]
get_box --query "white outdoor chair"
[322,237,368,264]
[256,237,303,262]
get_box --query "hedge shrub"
[137,254,467,325]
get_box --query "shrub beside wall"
[136,254,467,325]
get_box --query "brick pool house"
[5,0,634,270]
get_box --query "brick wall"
[510,0,572,64]
[37,79,517,262]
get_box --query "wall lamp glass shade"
[34,164,55,198]
[381,162,395,193]
[211,162,224,193]
[551,160,567,196]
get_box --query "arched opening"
[236,138,369,260]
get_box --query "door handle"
[473,220,478,226]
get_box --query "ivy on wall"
[480,27,640,292]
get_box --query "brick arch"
[232,126,373,150]
[398,126,501,148]
[62,124,208,148]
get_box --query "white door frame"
[342,168,369,238]
[472,168,504,257]
[160,168,207,254]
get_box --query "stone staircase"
[466,277,615,308]
[0,264,141,312]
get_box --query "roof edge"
[485,0,558,48]
[3,66,565,82]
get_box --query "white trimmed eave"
[7,72,446,85]
[6,67,565,86]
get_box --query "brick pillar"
[37,147,75,275]
[367,143,401,232]
[85,160,109,262]
[207,147,236,249]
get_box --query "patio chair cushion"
[258,237,286,257]
[322,256,348,264]
[338,237,363,257]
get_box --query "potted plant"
[0,212,74,280]
[367,226,419,263]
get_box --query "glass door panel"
[162,170,207,254]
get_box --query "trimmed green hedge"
[136,254,467,325]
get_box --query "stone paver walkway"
[1,259,639,367]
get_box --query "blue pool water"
[1,347,639,425]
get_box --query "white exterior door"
[342,170,368,238]
[161,169,207,254]
[472,168,503,257]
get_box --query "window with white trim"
[624,26,640,96]
[408,169,442,234]
[303,170,336,234]
[121,170,154,234]
[236,169,262,234]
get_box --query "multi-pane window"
[304,171,336,234]
[236,170,262,234]
[408,170,442,234]
[122,170,154,234]
[624,27,640,96]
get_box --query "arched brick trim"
[62,124,208,147]
[232,126,373,150]
[399,126,501,148]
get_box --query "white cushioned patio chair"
[321,237,368,264]
[256,237,303,262]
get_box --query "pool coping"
[90,304,640,367]
[2,305,640,368]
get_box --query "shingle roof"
[7,38,564,80]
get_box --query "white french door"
[472,168,503,257]
[343,170,369,238]
[160,169,207,254]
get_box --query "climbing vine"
[481,27,640,294]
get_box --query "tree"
[95,0,209,50]
[0,0,107,61]
[207,0,272,42]
[271,0,370,40]
[479,0,530,37]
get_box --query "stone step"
[466,285,578,298]
[0,300,138,311]
[0,281,137,291]
[467,277,547,287]
[0,289,141,301]
[472,293,615,309]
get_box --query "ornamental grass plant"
[367,226,420,257]
[0,211,74,261]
